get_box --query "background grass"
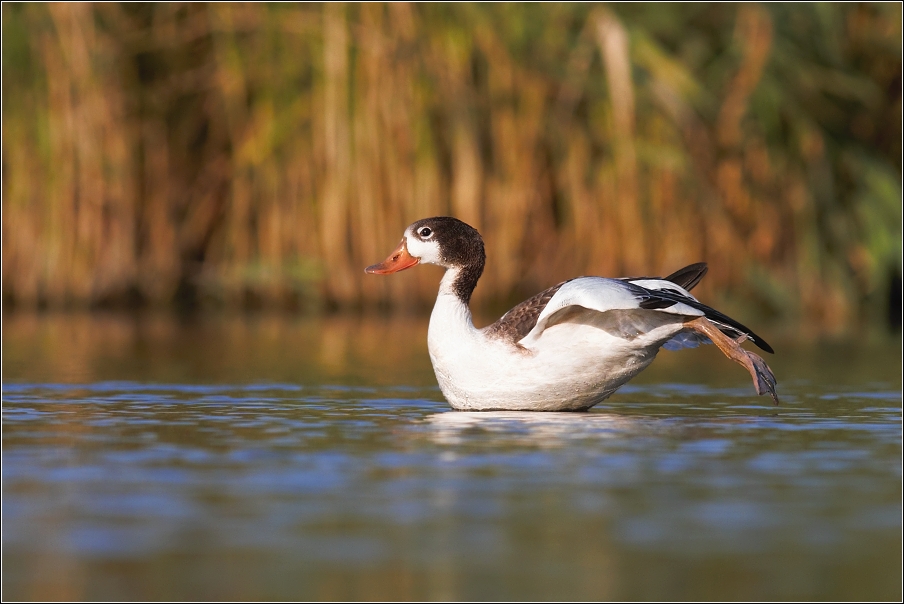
[2,3,900,332]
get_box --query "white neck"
[437,266,465,299]
[428,267,478,352]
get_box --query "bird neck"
[429,267,480,357]
[437,260,483,306]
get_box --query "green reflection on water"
[2,313,901,600]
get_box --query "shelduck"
[366,217,778,411]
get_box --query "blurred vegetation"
[2,3,901,330]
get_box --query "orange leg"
[684,317,779,405]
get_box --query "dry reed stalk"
[596,9,645,275]
[40,4,137,305]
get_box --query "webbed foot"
[684,317,779,405]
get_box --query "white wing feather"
[518,277,705,347]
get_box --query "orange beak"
[365,239,419,274]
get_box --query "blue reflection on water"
[2,380,901,578]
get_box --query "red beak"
[365,239,419,274]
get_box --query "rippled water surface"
[2,313,901,600]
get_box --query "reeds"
[2,3,900,328]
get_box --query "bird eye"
[418,227,433,238]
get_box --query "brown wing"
[484,281,569,345]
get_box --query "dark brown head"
[365,217,486,303]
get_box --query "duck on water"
[366,217,778,412]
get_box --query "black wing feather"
[662,262,708,291]
[632,284,774,354]
[621,262,709,292]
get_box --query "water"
[2,313,901,600]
